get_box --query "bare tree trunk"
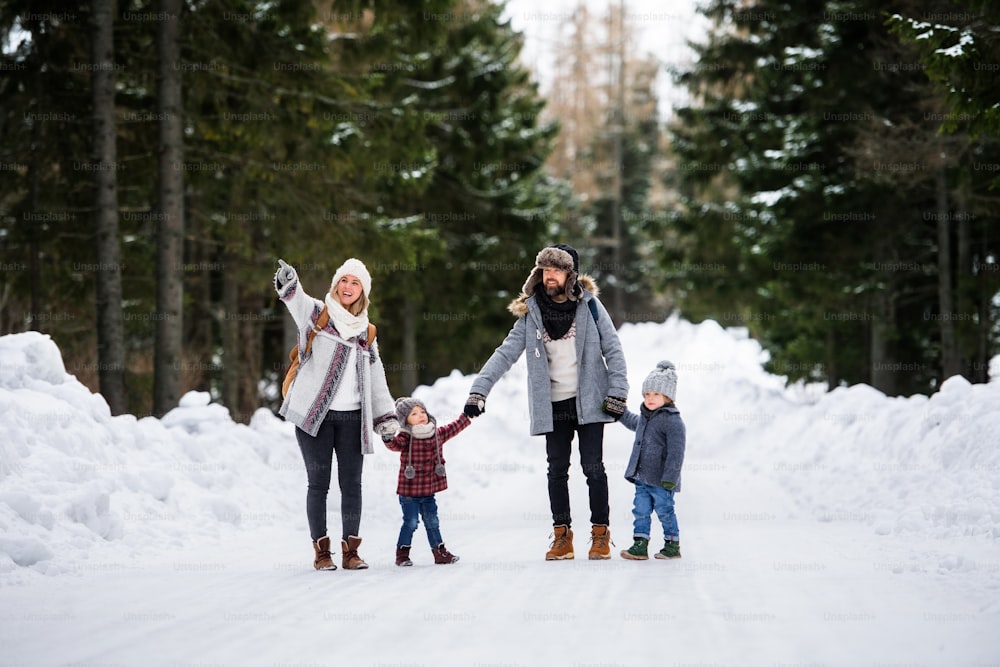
[401,294,418,394]
[955,177,980,382]
[869,289,897,396]
[153,0,185,416]
[935,167,961,381]
[27,130,41,331]
[91,0,127,415]
[221,248,240,413]
[825,328,839,390]
[242,297,264,422]
[27,27,45,331]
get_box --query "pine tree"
[360,0,562,394]
[668,0,998,394]
[90,0,127,414]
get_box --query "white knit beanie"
[642,361,678,400]
[331,258,372,298]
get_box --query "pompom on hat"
[642,360,678,401]
[331,258,372,298]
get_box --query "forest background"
[1,0,997,421]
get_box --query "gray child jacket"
[620,404,686,491]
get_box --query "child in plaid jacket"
[384,397,474,566]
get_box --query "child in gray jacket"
[618,361,686,560]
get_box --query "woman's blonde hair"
[330,286,369,317]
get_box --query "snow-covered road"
[4,453,997,666]
[3,318,999,665]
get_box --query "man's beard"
[544,283,562,297]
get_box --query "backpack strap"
[367,323,377,344]
[587,298,599,324]
[304,305,330,356]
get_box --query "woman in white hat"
[274,257,398,571]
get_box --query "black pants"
[545,398,609,527]
[295,410,364,542]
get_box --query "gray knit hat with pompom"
[395,397,434,426]
[642,361,678,400]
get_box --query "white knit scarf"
[407,422,436,439]
[324,293,369,339]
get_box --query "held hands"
[274,258,296,290]
[601,396,626,420]
[376,418,400,441]
[464,393,486,418]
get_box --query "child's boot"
[432,543,459,564]
[545,525,574,560]
[655,539,681,559]
[620,536,649,560]
[395,545,412,566]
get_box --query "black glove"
[464,393,486,418]
[274,258,296,290]
[602,396,626,419]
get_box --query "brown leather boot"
[432,543,459,564]
[588,524,613,560]
[545,525,574,560]
[312,536,337,571]
[396,546,413,567]
[341,536,368,570]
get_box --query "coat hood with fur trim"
[507,274,600,318]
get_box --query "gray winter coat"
[620,404,686,491]
[470,275,629,436]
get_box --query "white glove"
[274,258,296,290]
[375,418,400,439]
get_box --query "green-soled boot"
[655,540,681,560]
[620,537,649,560]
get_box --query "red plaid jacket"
[385,414,471,496]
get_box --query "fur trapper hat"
[521,244,581,301]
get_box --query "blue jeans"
[397,495,443,548]
[631,481,679,541]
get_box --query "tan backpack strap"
[317,306,331,329]
[304,305,329,355]
[367,323,377,344]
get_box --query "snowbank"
[0,331,303,580]
[1,318,997,578]
[610,318,1000,540]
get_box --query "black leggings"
[295,410,364,542]
[544,398,609,527]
